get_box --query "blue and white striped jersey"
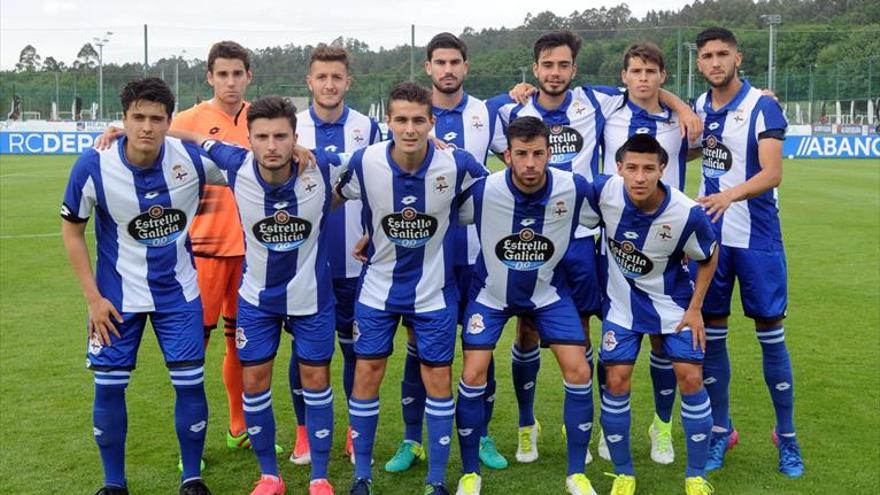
[337,143,488,313]
[296,106,381,279]
[602,100,689,191]
[61,137,225,313]
[458,167,601,310]
[203,141,347,316]
[595,174,716,334]
[695,81,787,250]
[432,93,506,266]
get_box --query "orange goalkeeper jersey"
[171,100,250,257]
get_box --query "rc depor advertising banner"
[0,131,103,154]
[782,135,880,159]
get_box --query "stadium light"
[761,14,782,91]
[519,66,528,83]
[684,42,697,100]
[92,31,113,120]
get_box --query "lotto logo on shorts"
[235,327,248,349]
[467,313,485,334]
[602,331,618,351]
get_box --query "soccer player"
[491,29,701,464]
[170,40,256,453]
[335,82,488,495]
[454,116,601,495]
[692,27,804,477]
[386,32,508,474]
[596,134,718,495]
[292,44,381,466]
[600,42,691,465]
[61,78,217,495]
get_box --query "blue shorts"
[599,320,703,364]
[86,298,204,371]
[237,298,335,366]
[462,298,586,350]
[702,245,788,321]
[333,277,359,344]
[354,302,456,367]
[455,264,475,325]
[563,236,602,317]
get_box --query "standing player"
[61,78,217,495]
[692,27,804,477]
[454,116,601,495]
[492,30,701,463]
[596,135,718,495]
[599,42,690,465]
[170,40,258,453]
[335,83,488,495]
[386,32,508,475]
[292,44,381,466]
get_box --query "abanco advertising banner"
[0,131,103,155]
[782,135,880,159]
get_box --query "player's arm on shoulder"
[487,93,516,125]
[658,89,702,143]
[333,148,365,208]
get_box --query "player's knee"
[422,365,452,396]
[755,318,784,331]
[299,364,330,390]
[676,369,704,394]
[561,360,590,385]
[242,363,272,393]
[604,370,631,395]
[460,366,488,388]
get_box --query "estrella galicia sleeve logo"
[701,135,733,178]
[494,228,555,271]
[252,210,312,251]
[381,207,437,248]
[127,205,187,247]
[607,238,653,278]
[548,125,584,166]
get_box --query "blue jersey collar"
[309,105,350,127]
[432,93,469,116]
[386,141,435,179]
[505,167,553,205]
[622,179,672,220]
[532,90,573,118]
[626,99,672,122]
[704,80,751,115]
[117,136,166,173]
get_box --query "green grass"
[1,154,879,494]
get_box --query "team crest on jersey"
[732,108,746,124]
[553,200,568,218]
[467,313,485,334]
[127,205,187,247]
[382,208,438,248]
[608,238,654,278]
[602,331,618,351]
[701,134,733,178]
[252,211,312,251]
[656,224,674,241]
[434,175,449,193]
[471,115,484,129]
[353,128,365,144]
[171,164,189,184]
[235,327,248,349]
[495,228,555,271]
[572,100,586,115]
[301,175,317,193]
[548,125,584,165]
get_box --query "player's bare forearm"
[61,220,101,303]
[690,247,719,312]
[331,189,347,211]
[167,129,210,146]
[659,89,702,142]
[722,141,783,203]
[687,148,702,162]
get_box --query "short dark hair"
[310,44,351,70]
[623,42,665,72]
[426,32,468,61]
[120,77,175,118]
[208,40,251,72]
[246,96,297,131]
[533,30,582,62]
[506,116,549,149]
[615,134,669,166]
[695,27,738,50]
[387,82,432,116]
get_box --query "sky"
[0,0,693,70]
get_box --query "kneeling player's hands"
[94,126,126,150]
[677,308,706,353]
[87,296,123,346]
[509,83,537,105]
[352,234,370,263]
[697,190,734,223]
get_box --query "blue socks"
[563,381,594,476]
[650,351,677,423]
[425,395,455,485]
[511,344,540,427]
[171,366,209,481]
[456,380,485,474]
[289,350,306,427]
[339,341,356,401]
[703,327,731,431]
[401,342,426,444]
[243,388,277,477]
[600,390,633,475]
[93,371,130,488]
[349,397,379,480]
[482,356,496,437]
[303,387,334,480]
[758,326,796,436]
[681,389,713,478]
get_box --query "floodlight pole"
[93,31,113,120]
[684,42,697,100]
[761,15,782,91]
[175,50,186,113]
[519,66,527,83]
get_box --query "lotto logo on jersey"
[608,238,654,278]
[252,211,312,252]
[701,134,733,178]
[381,207,438,248]
[548,125,584,165]
[127,205,187,247]
[495,228,555,271]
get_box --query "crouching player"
[174,96,347,495]
[595,135,718,495]
[454,116,601,495]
